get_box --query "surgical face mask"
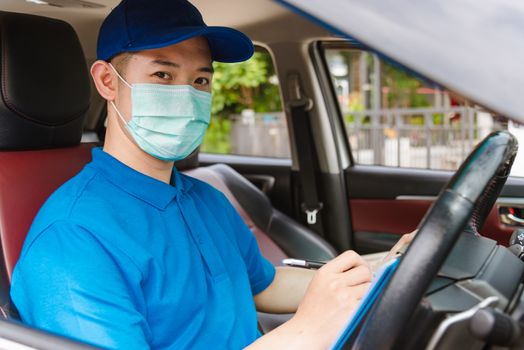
[109,64,212,162]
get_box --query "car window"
[201,47,290,158]
[322,44,524,176]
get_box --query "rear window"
[201,47,290,158]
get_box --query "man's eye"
[154,72,172,80]
[194,77,210,86]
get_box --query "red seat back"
[0,146,93,280]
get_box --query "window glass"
[324,47,524,176]
[201,48,290,158]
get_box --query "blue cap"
[97,0,254,63]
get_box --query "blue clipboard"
[330,257,401,350]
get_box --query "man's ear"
[90,60,118,101]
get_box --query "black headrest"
[174,148,200,171]
[0,11,90,150]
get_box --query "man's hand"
[254,231,416,317]
[247,250,372,350]
[249,231,415,349]
[290,250,372,347]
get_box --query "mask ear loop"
[108,63,133,125]
[108,63,132,88]
[110,100,129,126]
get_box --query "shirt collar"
[88,148,193,210]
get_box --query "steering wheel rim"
[352,131,518,350]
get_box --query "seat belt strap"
[287,73,325,235]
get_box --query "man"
[10,0,410,349]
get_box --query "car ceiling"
[0,0,287,26]
[0,0,323,60]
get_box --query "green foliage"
[201,117,231,154]
[345,96,365,124]
[211,52,282,118]
[409,115,425,125]
[432,114,444,125]
[332,51,434,126]
[202,51,283,154]
[382,62,432,110]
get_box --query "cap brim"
[125,26,254,63]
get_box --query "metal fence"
[346,107,494,170]
[229,112,291,158]
[226,107,501,171]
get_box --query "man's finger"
[340,265,372,286]
[348,282,372,300]
[403,231,416,243]
[391,232,415,253]
[322,250,366,273]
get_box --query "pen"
[282,258,326,269]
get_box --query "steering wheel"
[352,131,518,349]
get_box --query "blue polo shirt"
[10,148,275,350]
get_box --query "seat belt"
[287,73,325,236]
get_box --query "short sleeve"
[10,221,150,350]
[221,196,276,295]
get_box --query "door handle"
[499,206,524,227]
[507,213,524,225]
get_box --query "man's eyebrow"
[151,59,180,68]
[199,66,214,74]
[150,59,214,74]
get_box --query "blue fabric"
[97,0,254,63]
[10,148,275,350]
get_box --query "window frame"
[314,40,366,169]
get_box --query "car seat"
[179,154,337,263]
[0,11,94,319]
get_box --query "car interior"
[0,0,522,349]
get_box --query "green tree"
[381,61,434,125]
[201,52,282,154]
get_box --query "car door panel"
[347,165,524,253]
